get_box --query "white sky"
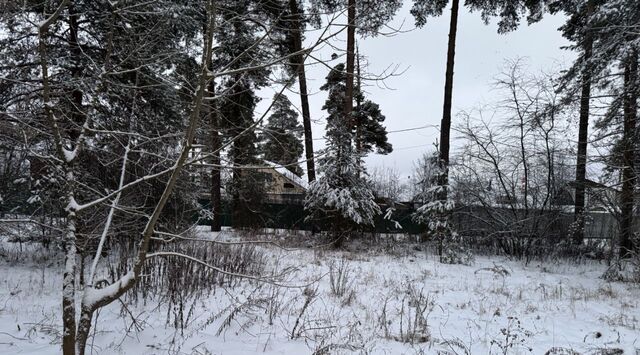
[257,2,576,182]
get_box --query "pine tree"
[262,94,304,176]
[411,0,459,205]
[309,0,401,152]
[305,61,385,246]
[596,0,639,258]
[570,0,640,257]
[353,100,392,155]
[411,0,543,203]
[410,0,546,260]
[320,62,393,156]
[304,115,380,246]
[213,0,274,228]
[274,0,317,182]
[542,0,603,245]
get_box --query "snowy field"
[1,229,639,354]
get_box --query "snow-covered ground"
[1,230,639,354]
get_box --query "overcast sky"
[258,2,576,182]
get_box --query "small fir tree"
[305,63,382,246]
[262,94,304,176]
[412,152,472,265]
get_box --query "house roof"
[263,161,308,190]
[567,179,619,192]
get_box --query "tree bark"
[36,2,76,353]
[75,307,93,355]
[343,0,356,130]
[572,0,594,245]
[62,197,78,355]
[355,45,362,155]
[68,4,84,142]
[438,0,459,202]
[209,78,222,231]
[288,0,316,182]
[620,48,637,258]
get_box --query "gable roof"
[263,160,308,190]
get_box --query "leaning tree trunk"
[437,0,459,202]
[572,0,594,245]
[288,0,316,182]
[620,48,638,258]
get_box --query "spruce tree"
[305,61,392,245]
[262,94,304,176]
[304,109,380,246]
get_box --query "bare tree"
[370,166,407,202]
[32,2,217,353]
[453,60,573,259]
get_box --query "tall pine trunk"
[331,0,356,248]
[288,0,316,182]
[437,0,459,202]
[573,1,594,245]
[344,0,356,129]
[208,79,222,231]
[355,46,363,155]
[620,48,638,258]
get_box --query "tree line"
[0,0,639,354]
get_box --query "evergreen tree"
[547,0,639,257]
[320,62,393,156]
[304,113,380,246]
[269,0,318,182]
[411,0,543,204]
[546,0,601,244]
[310,0,401,170]
[410,0,546,261]
[305,62,387,246]
[586,0,640,257]
[262,94,304,176]
[353,89,393,156]
[303,0,400,246]
[412,152,473,265]
[0,0,205,249]
[411,0,460,206]
[214,0,273,228]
